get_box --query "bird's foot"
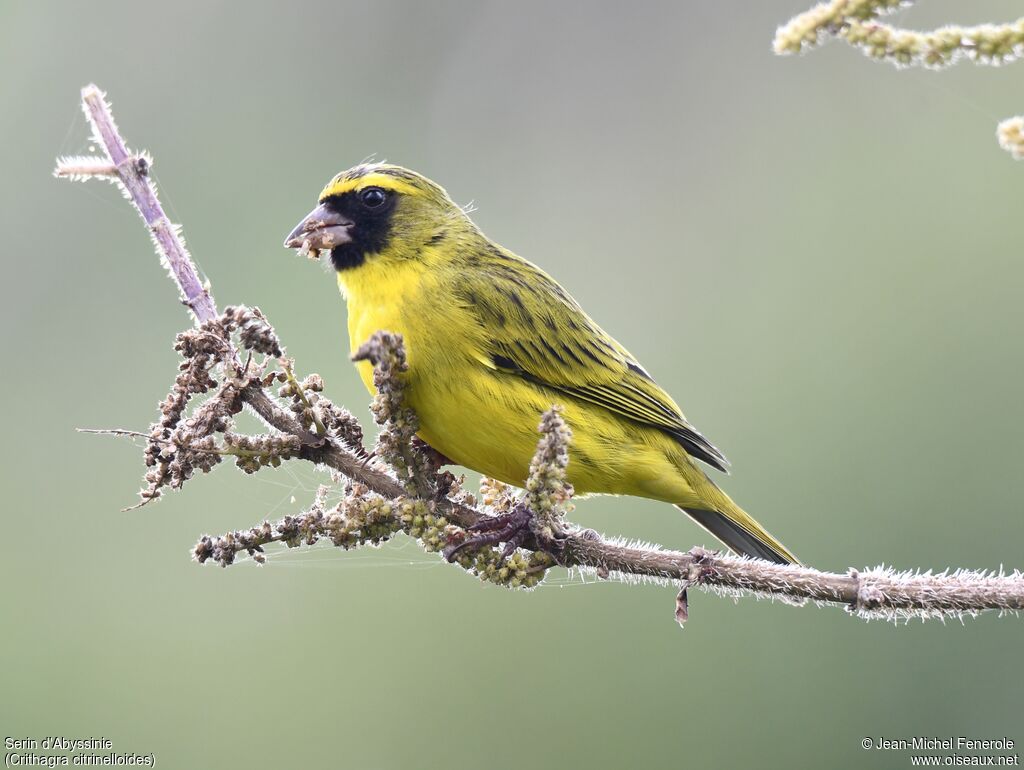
[411,437,454,469]
[355,447,376,468]
[443,503,533,563]
[442,502,567,564]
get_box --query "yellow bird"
[285,164,798,564]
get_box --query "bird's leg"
[443,503,533,563]
[411,436,454,469]
[442,502,568,564]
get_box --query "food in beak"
[284,203,354,260]
[296,239,318,261]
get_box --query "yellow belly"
[341,272,713,507]
[408,362,699,505]
[334,254,751,515]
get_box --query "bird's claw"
[411,437,454,468]
[357,449,376,468]
[443,503,535,563]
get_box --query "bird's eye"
[359,187,388,208]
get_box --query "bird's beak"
[283,203,353,250]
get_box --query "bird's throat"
[330,244,366,271]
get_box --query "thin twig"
[69,85,217,323]
[280,360,327,437]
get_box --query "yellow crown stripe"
[319,172,420,200]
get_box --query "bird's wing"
[455,251,729,472]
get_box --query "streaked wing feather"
[457,250,729,472]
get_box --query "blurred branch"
[998,116,1024,160]
[57,84,1024,626]
[775,5,1024,175]
[774,1,1024,68]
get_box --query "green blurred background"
[3,1,1023,768]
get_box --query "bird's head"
[284,163,468,272]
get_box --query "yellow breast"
[337,262,702,506]
[339,258,429,391]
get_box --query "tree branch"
[56,85,218,323]
[774,1,1024,68]
[57,84,1024,625]
[775,2,1024,160]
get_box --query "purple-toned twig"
[56,85,217,324]
[57,84,1024,625]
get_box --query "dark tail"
[678,505,798,565]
